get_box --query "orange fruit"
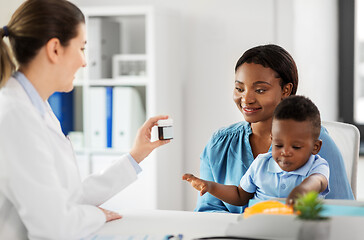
[243,200,294,218]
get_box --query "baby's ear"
[312,139,322,155]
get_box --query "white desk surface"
[89,207,364,240]
[91,209,239,239]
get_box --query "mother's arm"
[194,123,249,213]
[194,152,230,212]
[194,134,247,213]
[319,126,354,199]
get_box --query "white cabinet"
[72,6,183,211]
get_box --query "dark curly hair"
[273,95,321,139]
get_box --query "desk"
[227,214,364,240]
[88,206,364,240]
[91,210,239,239]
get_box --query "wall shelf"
[67,5,183,211]
[88,78,148,86]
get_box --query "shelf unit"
[72,6,183,211]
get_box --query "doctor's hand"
[98,207,122,222]
[130,115,171,163]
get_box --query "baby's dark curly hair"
[274,95,321,139]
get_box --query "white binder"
[88,18,120,79]
[89,87,107,149]
[112,87,145,150]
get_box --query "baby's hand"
[182,173,209,196]
[286,186,308,206]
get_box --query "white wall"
[276,0,338,121]
[1,0,339,211]
[0,0,24,26]
[0,0,25,52]
[293,0,338,121]
[73,0,279,211]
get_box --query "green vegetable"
[294,191,327,220]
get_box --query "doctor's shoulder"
[0,92,42,129]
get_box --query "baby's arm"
[286,173,328,205]
[183,173,254,206]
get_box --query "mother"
[195,44,354,213]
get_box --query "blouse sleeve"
[195,134,229,212]
[318,126,354,199]
[195,123,249,214]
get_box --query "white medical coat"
[0,78,138,239]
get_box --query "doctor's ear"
[46,38,62,64]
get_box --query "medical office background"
[1,0,364,211]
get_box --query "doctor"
[0,0,170,239]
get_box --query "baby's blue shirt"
[240,152,330,200]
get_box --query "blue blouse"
[195,121,354,213]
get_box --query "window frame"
[338,0,364,153]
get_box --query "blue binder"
[106,87,113,148]
[48,91,74,136]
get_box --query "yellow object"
[243,200,294,219]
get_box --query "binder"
[112,87,145,150]
[88,18,120,79]
[106,87,113,148]
[89,87,107,149]
[48,91,74,135]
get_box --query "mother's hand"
[129,115,171,163]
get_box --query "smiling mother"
[195,44,354,213]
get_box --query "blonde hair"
[0,28,16,87]
[0,0,84,87]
